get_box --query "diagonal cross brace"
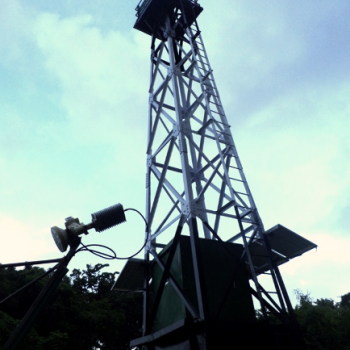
[146,221,184,334]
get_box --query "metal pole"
[2,238,81,350]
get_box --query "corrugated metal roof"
[112,258,146,292]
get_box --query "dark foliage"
[2,264,350,350]
[0,264,142,349]
[294,289,350,350]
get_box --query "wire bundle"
[77,207,149,260]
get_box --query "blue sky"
[1,0,350,306]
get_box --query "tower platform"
[134,0,203,39]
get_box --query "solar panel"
[265,224,317,259]
[249,241,289,274]
[249,224,317,275]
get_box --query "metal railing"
[135,0,152,17]
[135,0,199,18]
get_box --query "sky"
[1,0,350,307]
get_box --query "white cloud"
[0,0,31,64]
[201,0,305,103]
[0,0,349,303]
[32,13,150,144]
[283,234,350,277]
[232,78,350,235]
[0,214,58,264]
[280,233,350,302]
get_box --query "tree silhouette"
[0,264,142,349]
[294,289,350,350]
[2,266,350,350]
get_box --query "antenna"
[51,204,126,252]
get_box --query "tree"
[0,264,142,349]
[294,289,350,350]
[340,292,350,311]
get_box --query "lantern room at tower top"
[134,0,203,39]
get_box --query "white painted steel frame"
[143,7,294,336]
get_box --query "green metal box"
[150,236,256,331]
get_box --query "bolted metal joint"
[146,172,150,188]
[172,124,180,137]
[66,219,88,236]
[147,154,153,167]
[182,202,190,216]
[179,138,187,154]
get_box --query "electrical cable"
[0,207,144,303]
[76,243,117,260]
[124,208,149,231]
[116,208,150,260]
[76,207,150,261]
[1,208,148,305]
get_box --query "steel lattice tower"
[115,1,316,349]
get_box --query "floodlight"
[51,203,126,252]
[51,226,69,252]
